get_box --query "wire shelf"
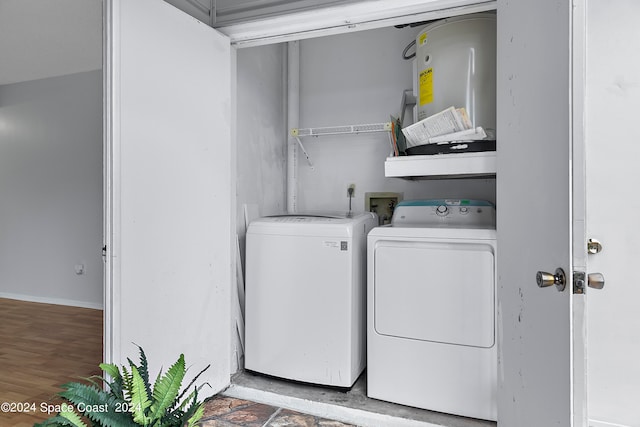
[291,122,392,137]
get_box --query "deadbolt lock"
[536,268,566,292]
[588,238,603,254]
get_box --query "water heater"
[415,13,496,136]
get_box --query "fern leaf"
[149,354,185,420]
[176,387,197,413]
[96,395,139,427]
[121,365,133,401]
[82,375,108,390]
[100,363,121,381]
[58,382,109,409]
[58,382,138,427]
[59,405,88,427]
[130,365,153,425]
[99,395,140,427]
[99,363,125,399]
[159,383,206,427]
[174,364,210,407]
[135,344,151,388]
[127,345,154,410]
[122,364,131,386]
[106,378,125,401]
[157,412,180,427]
[185,403,205,427]
[169,388,201,427]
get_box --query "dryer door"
[373,239,495,348]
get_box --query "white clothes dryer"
[367,199,497,421]
[245,212,377,387]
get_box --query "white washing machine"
[245,212,377,387]
[367,199,497,421]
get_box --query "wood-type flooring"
[0,298,356,427]
[0,298,103,426]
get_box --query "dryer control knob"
[436,205,449,216]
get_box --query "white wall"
[0,70,103,309]
[235,43,287,235]
[586,1,640,426]
[297,25,496,213]
[234,43,287,372]
[234,25,496,222]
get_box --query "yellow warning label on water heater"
[418,32,428,46]
[419,67,434,106]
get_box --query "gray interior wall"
[234,25,496,223]
[0,69,103,308]
[296,25,496,214]
[233,43,287,372]
[235,44,287,236]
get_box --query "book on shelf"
[401,106,488,148]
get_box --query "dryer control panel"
[391,199,496,228]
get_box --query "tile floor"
[201,396,356,427]
[227,371,495,427]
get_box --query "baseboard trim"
[589,419,631,427]
[0,292,103,310]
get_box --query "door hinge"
[573,271,586,294]
[102,245,107,262]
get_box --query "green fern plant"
[35,345,210,427]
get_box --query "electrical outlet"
[347,184,356,198]
[365,192,403,225]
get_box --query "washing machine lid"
[391,199,496,228]
[268,210,354,219]
[248,212,377,237]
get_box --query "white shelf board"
[385,151,496,179]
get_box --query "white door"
[103,0,232,392]
[585,1,640,426]
[497,0,584,425]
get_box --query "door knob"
[587,272,605,290]
[536,268,566,292]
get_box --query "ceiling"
[161,0,361,27]
[0,0,102,86]
[214,0,359,25]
